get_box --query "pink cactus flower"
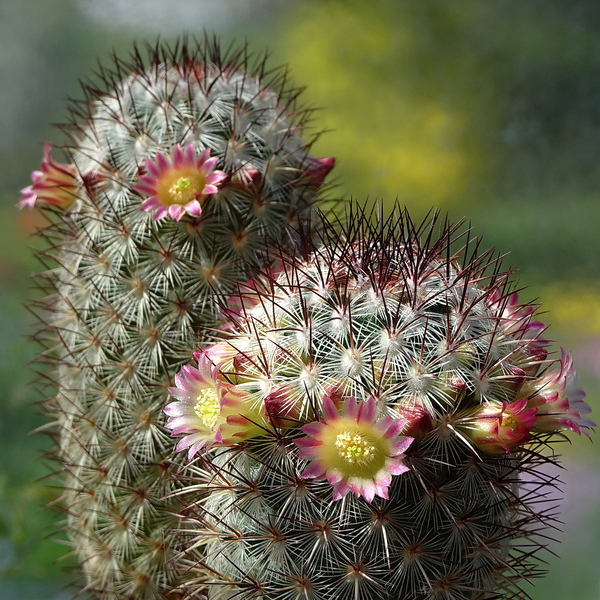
[134,143,226,221]
[295,395,413,502]
[17,142,79,210]
[468,399,538,455]
[165,354,265,459]
[525,350,596,437]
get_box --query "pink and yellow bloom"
[467,399,538,455]
[18,143,79,210]
[295,395,413,502]
[525,351,595,437]
[165,354,265,459]
[134,143,226,221]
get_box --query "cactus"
[167,206,594,600]
[22,38,334,599]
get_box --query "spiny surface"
[171,207,590,600]
[29,38,334,599]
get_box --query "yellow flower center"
[157,167,207,206]
[194,388,220,430]
[335,431,377,465]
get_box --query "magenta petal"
[153,206,168,220]
[300,422,323,437]
[173,144,184,165]
[343,396,359,420]
[173,373,190,391]
[168,204,185,220]
[295,435,322,449]
[175,435,195,451]
[374,471,391,487]
[180,364,202,382]
[156,152,170,172]
[326,470,343,484]
[183,143,196,163]
[197,147,211,165]
[202,156,219,171]
[206,171,227,184]
[357,397,376,424]
[387,461,410,476]
[164,403,195,417]
[384,418,407,438]
[322,394,339,421]
[186,200,202,217]
[201,184,219,195]
[374,485,389,500]
[301,462,326,479]
[332,481,350,501]
[391,437,414,455]
[361,482,376,503]
[140,197,160,211]
[146,157,161,177]
[188,441,207,460]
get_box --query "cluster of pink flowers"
[165,351,414,503]
[19,141,335,225]
[463,292,596,453]
[163,287,595,502]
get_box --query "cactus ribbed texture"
[170,207,593,600]
[28,39,334,599]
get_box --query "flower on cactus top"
[525,351,596,437]
[134,143,226,221]
[165,355,265,459]
[295,394,413,502]
[467,399,538,455]
[17,143,79,210]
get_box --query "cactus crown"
[169,205,590,600]
[27,37,334,599]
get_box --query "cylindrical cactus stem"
[22,38,335,599]
[166,205,594,600]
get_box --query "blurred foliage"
[276,0,600,210]
[1,0,600,598]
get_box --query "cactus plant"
[167,206,594,600]
[22,38,334,599]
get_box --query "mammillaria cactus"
[22,39,334,598]
[168,207,594,600]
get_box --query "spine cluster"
[24,39,333,599]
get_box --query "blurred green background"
[1,0,600,598]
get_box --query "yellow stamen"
[157,167,207,206]
[335,431,376,465]
[194,388,220,430]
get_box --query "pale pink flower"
[467,399,538,455]
[525,350,596,437]
[134,143,226,221]
[17,143,79,210]
[165,354,265,459]
[295,395,413,502]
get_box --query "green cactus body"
[170,208,593,600]
[27,40,334,599]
